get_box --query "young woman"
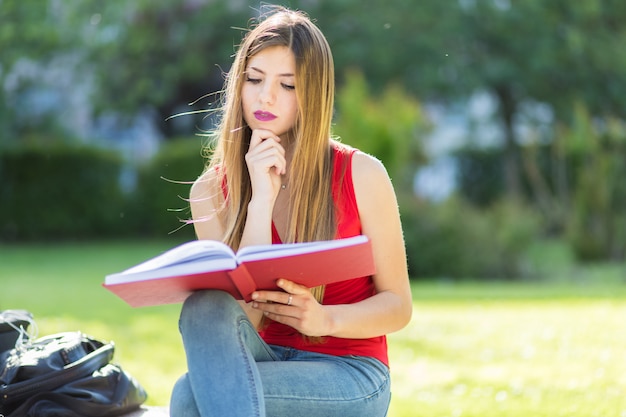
[170,7,412,417]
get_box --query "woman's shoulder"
[351,150,389,182]
[350,150,394,218]
[331,140,381,168]
[331,140,387,175]
[330,140,390,188]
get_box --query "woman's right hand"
[245,129,287,204]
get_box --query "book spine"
[227,265,257,302]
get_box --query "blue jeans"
[170,291,391,417]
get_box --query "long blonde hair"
[205,8,337,301]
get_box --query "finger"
[250,297,299,324]
[247,139,284,161]
[251,300,296,316]
[261,309,300,329]
[249,129,281,149]
[246,148,285,172]
[276,279,308,296]
[245,162,285,185]
[251,289,288,305]
[246,139,286,176]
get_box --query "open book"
[103,235,375,307]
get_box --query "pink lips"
[254,111,277,122]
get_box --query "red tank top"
[260,143,389,366]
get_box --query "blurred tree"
[0,1,66,72]
[436,0,626,200]
[333,70,429,192]
[61,0,458,138]
[4,1,626,156]
[0,0,69,142]
[302,0,459,94]
[558,105,625,261]
[80,0,251,136]
[300,0,626,203]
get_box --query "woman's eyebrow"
[247,66,294,77]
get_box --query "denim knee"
[170,374,201,417]
[179,290,242,332]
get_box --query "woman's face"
[242,46,298,140]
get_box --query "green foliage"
[130,138,206,239]
[4,1,626,269]
[401,196,541,280]
[0,143,126,241]
[301,0,459,96]
[0,139,206,242]
[564,106,626,261]
[449,0,626,120]
[333,70,429,191]
[432,0,626,199]
[454,146,505,207]
[83,0,251,134]
[4,1,626,134]
[0,0,66,66]
[0,1,72,141]
[519,102,626,261]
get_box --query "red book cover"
[103,235,375,307]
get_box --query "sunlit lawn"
[1,240,625,416]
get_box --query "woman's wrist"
[247,198,274,218]
[322,305,340,337]
[239,199,274,248]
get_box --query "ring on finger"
[287,295,293,306]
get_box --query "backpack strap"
[6,364,144,417]
[0,336,114,405]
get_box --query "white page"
[235,235,368,263]
[105,240,237,284]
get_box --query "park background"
[1,1,626,416]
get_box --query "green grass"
[388,297,626,417]
[2,240,626,416]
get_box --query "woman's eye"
[246,77,261,84]
[282,83,295,90]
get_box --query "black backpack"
[0,312,147,417]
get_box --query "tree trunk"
[494,84,522,201]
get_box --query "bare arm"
[252,151,413,338]
[239,129,286,248]
[326,151,413,337]
[189,169,266,328]
[190,129,287,329]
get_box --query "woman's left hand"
[251,279,333,337]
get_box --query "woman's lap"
[261,347,390,417]
[170,290,390,417]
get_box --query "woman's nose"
[259,83,275,104]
